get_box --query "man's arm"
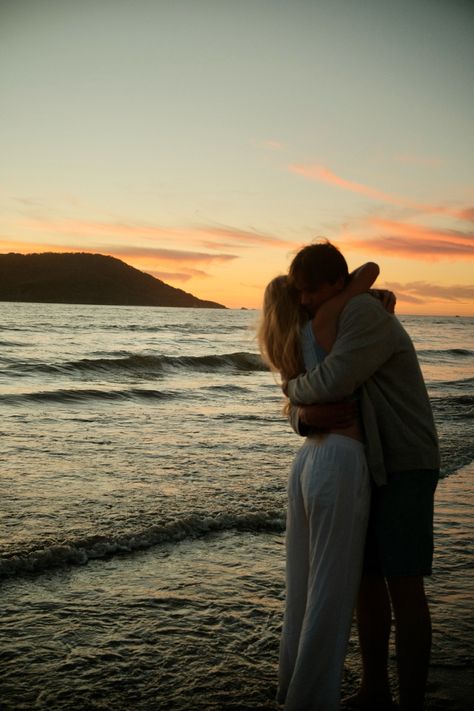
[313,262,379,353]
[287,295,396,405]
[288,400,359,436]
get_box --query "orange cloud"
[368,219,474,246]
[0,239,236,266]
[288,163,474,222]
[381,281,474,305]
[290,164,395,202]
[354,237,474,260]
[344,218,474,261]
[197,225,294,248]
[459,208,474,222]
[107,245,237,264]
[1,236,236,290]
[148,270,208,283]
[21,217,293,248]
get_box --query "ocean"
[1,303,473,710]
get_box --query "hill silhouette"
[0,252,226,308]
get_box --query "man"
[286,242,439,711]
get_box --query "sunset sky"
[1,0,473,313]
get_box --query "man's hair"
[288,240,349,291]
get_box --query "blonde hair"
[257,275,306,412]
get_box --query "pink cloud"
[289,164,395,202]
[347,236,474,261]
[367,218,474,245]
[345,217,474,261]
[288,163,474,222]
[381,281,474,304]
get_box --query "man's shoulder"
[341,293,387,321]
[339,294,407,347]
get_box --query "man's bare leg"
[387,576,431,711]
[343,574,394,707]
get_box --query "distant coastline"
[0,252,226,309]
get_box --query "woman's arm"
[312,262,379,352]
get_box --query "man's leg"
[387,576,431,711]
[352,573,393,706]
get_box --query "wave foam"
[0,510,285,580]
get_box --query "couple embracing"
[258,242,439,711]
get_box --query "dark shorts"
[363,468,439,577]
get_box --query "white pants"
[278,434,371,711]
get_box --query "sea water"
[1,304,473,710]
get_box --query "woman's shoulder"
[300,318,326,366]
[300,317,314,341]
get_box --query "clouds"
[4,214,296,291]
[19,216,293,250]
[286,162,474,268]
[289,163,397,203]
[288,163,474,222]
[109,245,236,265]
[381,281,474,305]
[285,160,473,311]
[148,269,209,283]
[346,218,474,261]
[3,235,237,264]
[196,225,294,249]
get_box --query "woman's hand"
[370,288,396,313]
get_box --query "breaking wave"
[0,509,285,580]
[7,351,267,377]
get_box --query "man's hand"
[370,288,396,314]
[298,401,358,430]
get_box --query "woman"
[258,262,382,710]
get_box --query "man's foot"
[341,691,398,710]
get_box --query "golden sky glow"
[1,1,473,314]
